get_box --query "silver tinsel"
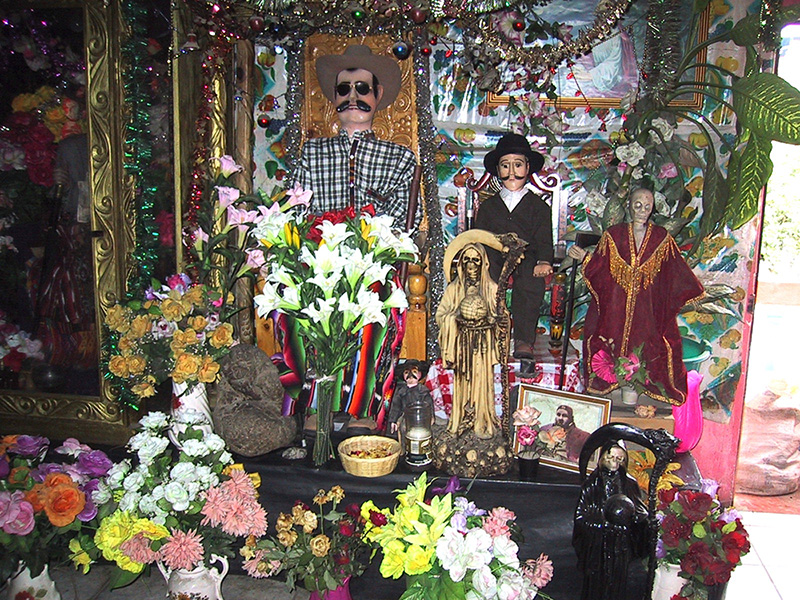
[413,30,444,360]
[283,39,305,173]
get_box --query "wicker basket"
[338,435,401,478]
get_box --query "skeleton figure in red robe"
[568,189,704,405]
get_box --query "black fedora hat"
[483,133,545,177]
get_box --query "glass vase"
[313,375,336,467]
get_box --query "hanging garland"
[120,0,161,296]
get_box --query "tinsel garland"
[412,31,444,359]
[282,39,306,174]
[120,0,160,296]
[640,0,683,107]
[759,0,782,52]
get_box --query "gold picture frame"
[513,385,611,473]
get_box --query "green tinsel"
[120,0,160,298]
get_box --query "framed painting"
[513,385,612,473]
[487,0,710,109]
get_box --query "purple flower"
[166,273,192,293]
[454,496,486,517]
[431,475,463,496]
[655,538,666,559]
[55,438,92,457]
[719,507,742,524]
[77,486,98,522]
[11,435,49,457]
[699,478,720,498]
[0,490,21,527]
[31,462,66,483]
[0,456,9,479]
[450,512,468,534]
[77,450,113,478]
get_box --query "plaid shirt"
[293,129,417,228]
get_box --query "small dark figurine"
[572,440,650,600]
[387,360,433,436]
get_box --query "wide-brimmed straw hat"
[316,45,402,111]
[483,133,545,177]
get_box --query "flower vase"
[621,386,639,405]
[312,375,337,467]
[157,555,229,600]
[309,577,352,600]
[5,563,61,600]
[518,457,540,481]
[170,380,213,446]
[652,563,727,600]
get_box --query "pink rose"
[658,162,678,179]
[516,425,538,447]
[2,493,35,535]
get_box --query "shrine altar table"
[241,452,653,600]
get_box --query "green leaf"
[726,133,773,229]
[698,155,728,241]
[729,14,760,47]
[733,73,800,144]
[108,567,141,590]
[692,521,707,538]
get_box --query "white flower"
[219,451,232,464]
[180,438,210,457]
[194,465,218,487]
[362,261,393,287]
[354,288,388,329]
[463,528,493,570]
[654,191,669,215]
[150,484,165,501]
[308,271,344,298]
[436,527,469,582]
[318,221,354,248]
[92,482,112,506]
[104,460,131,489]
[170,462,198,482]
[251,210,292,246]
[136,436,170,466]
[302,297,337,328]
[383,283,409,310]
[204,433,226,453]
[173,407,209,426]
[138,412,169,431]
[138,494,160,516]
[163,481,191,512]
[266,265,298,288]
[337,293,361,330]
[631,166,644,179]
[615,142,646,166]
[254,282,282,317]
[650,117,675,142]
[497,570,527,600]
[491,536,520,570]
[122,471,145,492]
[301,244,346,278]
[472,565,498,599]
[118,491,141,513]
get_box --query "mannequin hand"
[533,263,553,278]
[567,246,587,261]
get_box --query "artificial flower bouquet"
[240,484,378,595]
[103,273,235,409]
[590,337,661,396]
[0,434,114,584]
[656,480,750,599]
[250,188,417,464]
[512,405,544,460]
[372,473,554,600]
[70,409,266,589]
[0,308,44,373]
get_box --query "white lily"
[354,288,388,329]
[301,244,345,277]
[337,293,361,330]
[318,220,354,248]
[302,297,337,335]
[308,271,344,298]
[383,283,409,310]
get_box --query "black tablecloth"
[239,451,658,600]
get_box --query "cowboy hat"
[316,45,402,111]
[483,133,545,177]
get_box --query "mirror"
[0,0,174,444]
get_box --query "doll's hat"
[316,45,402,111]
[483,133,545,177]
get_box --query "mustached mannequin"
[474,133,554,360]
[292,45,418,229]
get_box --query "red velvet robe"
[582,223,704,405]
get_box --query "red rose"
[680,541,715,576]
[721,529,750,564]
[339,520,356,537]
[661,514,692,547]
[333,550,351,565]
[677,491,713,522]
[344,503,361,518]
[703,558,733,585]
[28,123,55,146]
[2,348,25,372]
[658,487,678,509]
[369,510,388,527]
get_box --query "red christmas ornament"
[421,46,432,56]
[512,20,525,32]
[429,36,437,45]
[257,114,270,128]
[249,15,265,32]
[410,8,427,24]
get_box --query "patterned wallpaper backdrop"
[251,0,761,424]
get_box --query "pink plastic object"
[672,370,704,453]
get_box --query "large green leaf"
[729,14,760,47]
[698,153,728,242]
[726,133,773,229]
[733,73,800,144]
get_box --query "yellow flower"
[11,93,40,113]
[171,328,200,354]
[301,510,318,534]
[292,504,307,524]
[309,534,331,557]
[189,315,209,331]
[161,297,188,322]
[69,538,92,574]
[117,336,136,353]
[171,352,202,384]
[128,315,152,339]
[328,485,345,503]
[277,529,298,547]
[132,380,157,398]
[313,489,329,506]
[196,355,219,383]
[396,472,428,508]
[105,304,131,333]
[209,323,234,349]
[379,539,407,579]
[126,355,146,376]
[182,286,205,306]
[404,544,434,575]
[108,355,130,378]
[275,512,294,533]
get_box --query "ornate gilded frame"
[0,0,137,444]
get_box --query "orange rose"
[209,323,234,349]
[171,352,202,384]
[197,356,220,384]
[44,482,86,527]
[44,472,74,488]
[26,486,46,512]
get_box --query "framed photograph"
[513,385,611,473]
[487,1,710,109]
